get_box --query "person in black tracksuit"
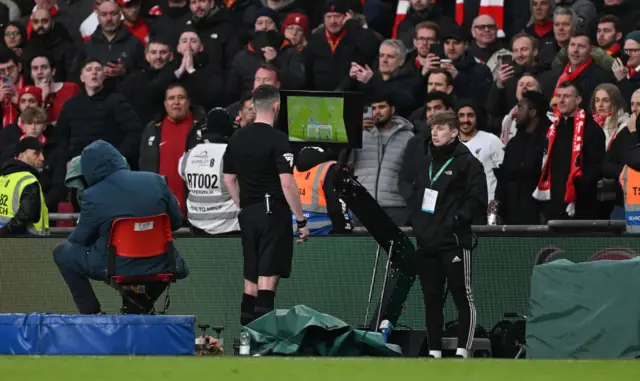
[400,110,487,359]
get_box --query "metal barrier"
[47,213,627,236]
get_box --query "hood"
[0,158,40,178]
[295,146,332,172]
[260,0,298,12]
[81,140,128,186]
[390,115,414,132]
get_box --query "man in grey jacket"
[350,93,414,227]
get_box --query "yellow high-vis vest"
[0,171,49,235]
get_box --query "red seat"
[106,214,176,314]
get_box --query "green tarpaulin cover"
[527,258,640,359]
[244,305,403,357]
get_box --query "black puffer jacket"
[55,87,143,165]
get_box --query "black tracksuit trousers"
[416,246,477,351]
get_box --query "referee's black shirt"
[222,122,295,208]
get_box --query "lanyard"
[429,157,454,186]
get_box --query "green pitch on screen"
[287,96,348,143]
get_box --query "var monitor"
[276,90,363,149]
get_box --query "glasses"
[4,31,20,37]
[473,24,497,30]
[625,48,640,55]
[414,36,437,43]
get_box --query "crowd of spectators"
[0,0,638,228]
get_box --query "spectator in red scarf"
[533,80,605,221]
[596,15,623,59]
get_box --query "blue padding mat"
[0,313,195,355]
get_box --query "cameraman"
[401,111,487,358]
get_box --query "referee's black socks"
[254,290,276,319]
[240,293,256,326]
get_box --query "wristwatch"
[296,219,307,229]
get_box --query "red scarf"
[606,43,620,56]
[27,5,59,39]
[532,109,586,217]
[592,112,610,129]
[551,58,592,110]
[325,28,346,54]
[534,21,553,38]
[628,65,640,79]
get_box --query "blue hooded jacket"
[68,140,188,278]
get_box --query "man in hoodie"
[0,137,48,236]
[293,146,351,235]
[402,110,486,359]
[555,0,596,30]
[53,140,189,315]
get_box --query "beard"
[374,115,391,128]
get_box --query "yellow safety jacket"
[0,171,49,235]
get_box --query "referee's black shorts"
[238,201,293,283]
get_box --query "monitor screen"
[275,90,363,149]
[287,96,348,144]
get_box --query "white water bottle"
[239,331,250,356]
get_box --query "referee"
[223,84,309,326]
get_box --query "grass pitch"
[1,357,640,381]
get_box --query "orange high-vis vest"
[294,161,336,213]
[619,165,640,233]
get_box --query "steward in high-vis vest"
[0,137,49,236]
[178,107,240,235]
[619,165,640,233]
[292,146,352,235]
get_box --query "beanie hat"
[324,0,348,14]
[282,12,309,35]
[19,86,43,106]
[254,7,280,30]
[626,30,640,44]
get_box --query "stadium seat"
[106,214,176,315]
